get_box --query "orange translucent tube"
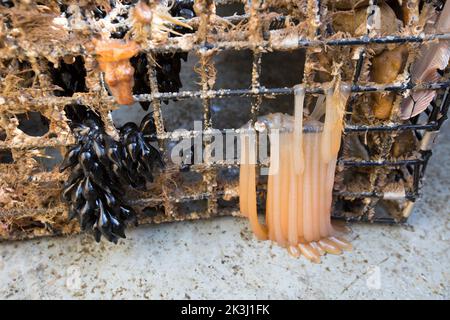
[239,127,268,240]
[302,131,315,243]
[287,134,298,248]
[239,83,352,263]
[239,128,249,218]
[272,132,284,245]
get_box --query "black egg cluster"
[155,52,186,96]
[118,113,164,188]
[170,0,196,29]
[132,0,196,110]
[132,51,188,110]
[60,113,163,243]
[157,0,195,94]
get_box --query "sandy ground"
[0,122,448,299]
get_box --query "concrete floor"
[0,122,448,299]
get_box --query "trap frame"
[0,0,449,240]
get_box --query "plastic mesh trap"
[0,0,449,240]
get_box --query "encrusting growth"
[400,0,450,119]
[130,0,196,110]
[370,46,408,120]
[239,82,352,263]
[131,0,193,44]
[95,0,194,107]
[93,38,140,105]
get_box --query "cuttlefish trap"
[0,0,449,253]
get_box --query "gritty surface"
[0,122,448,299]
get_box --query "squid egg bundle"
[239,83,352,263]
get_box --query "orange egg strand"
[93,38,140,105]
[239,84,352,263]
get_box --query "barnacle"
[131,0,192,44]
[239,83,352,263]
[93,38,140,105]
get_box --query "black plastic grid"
[134,0,450,222]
